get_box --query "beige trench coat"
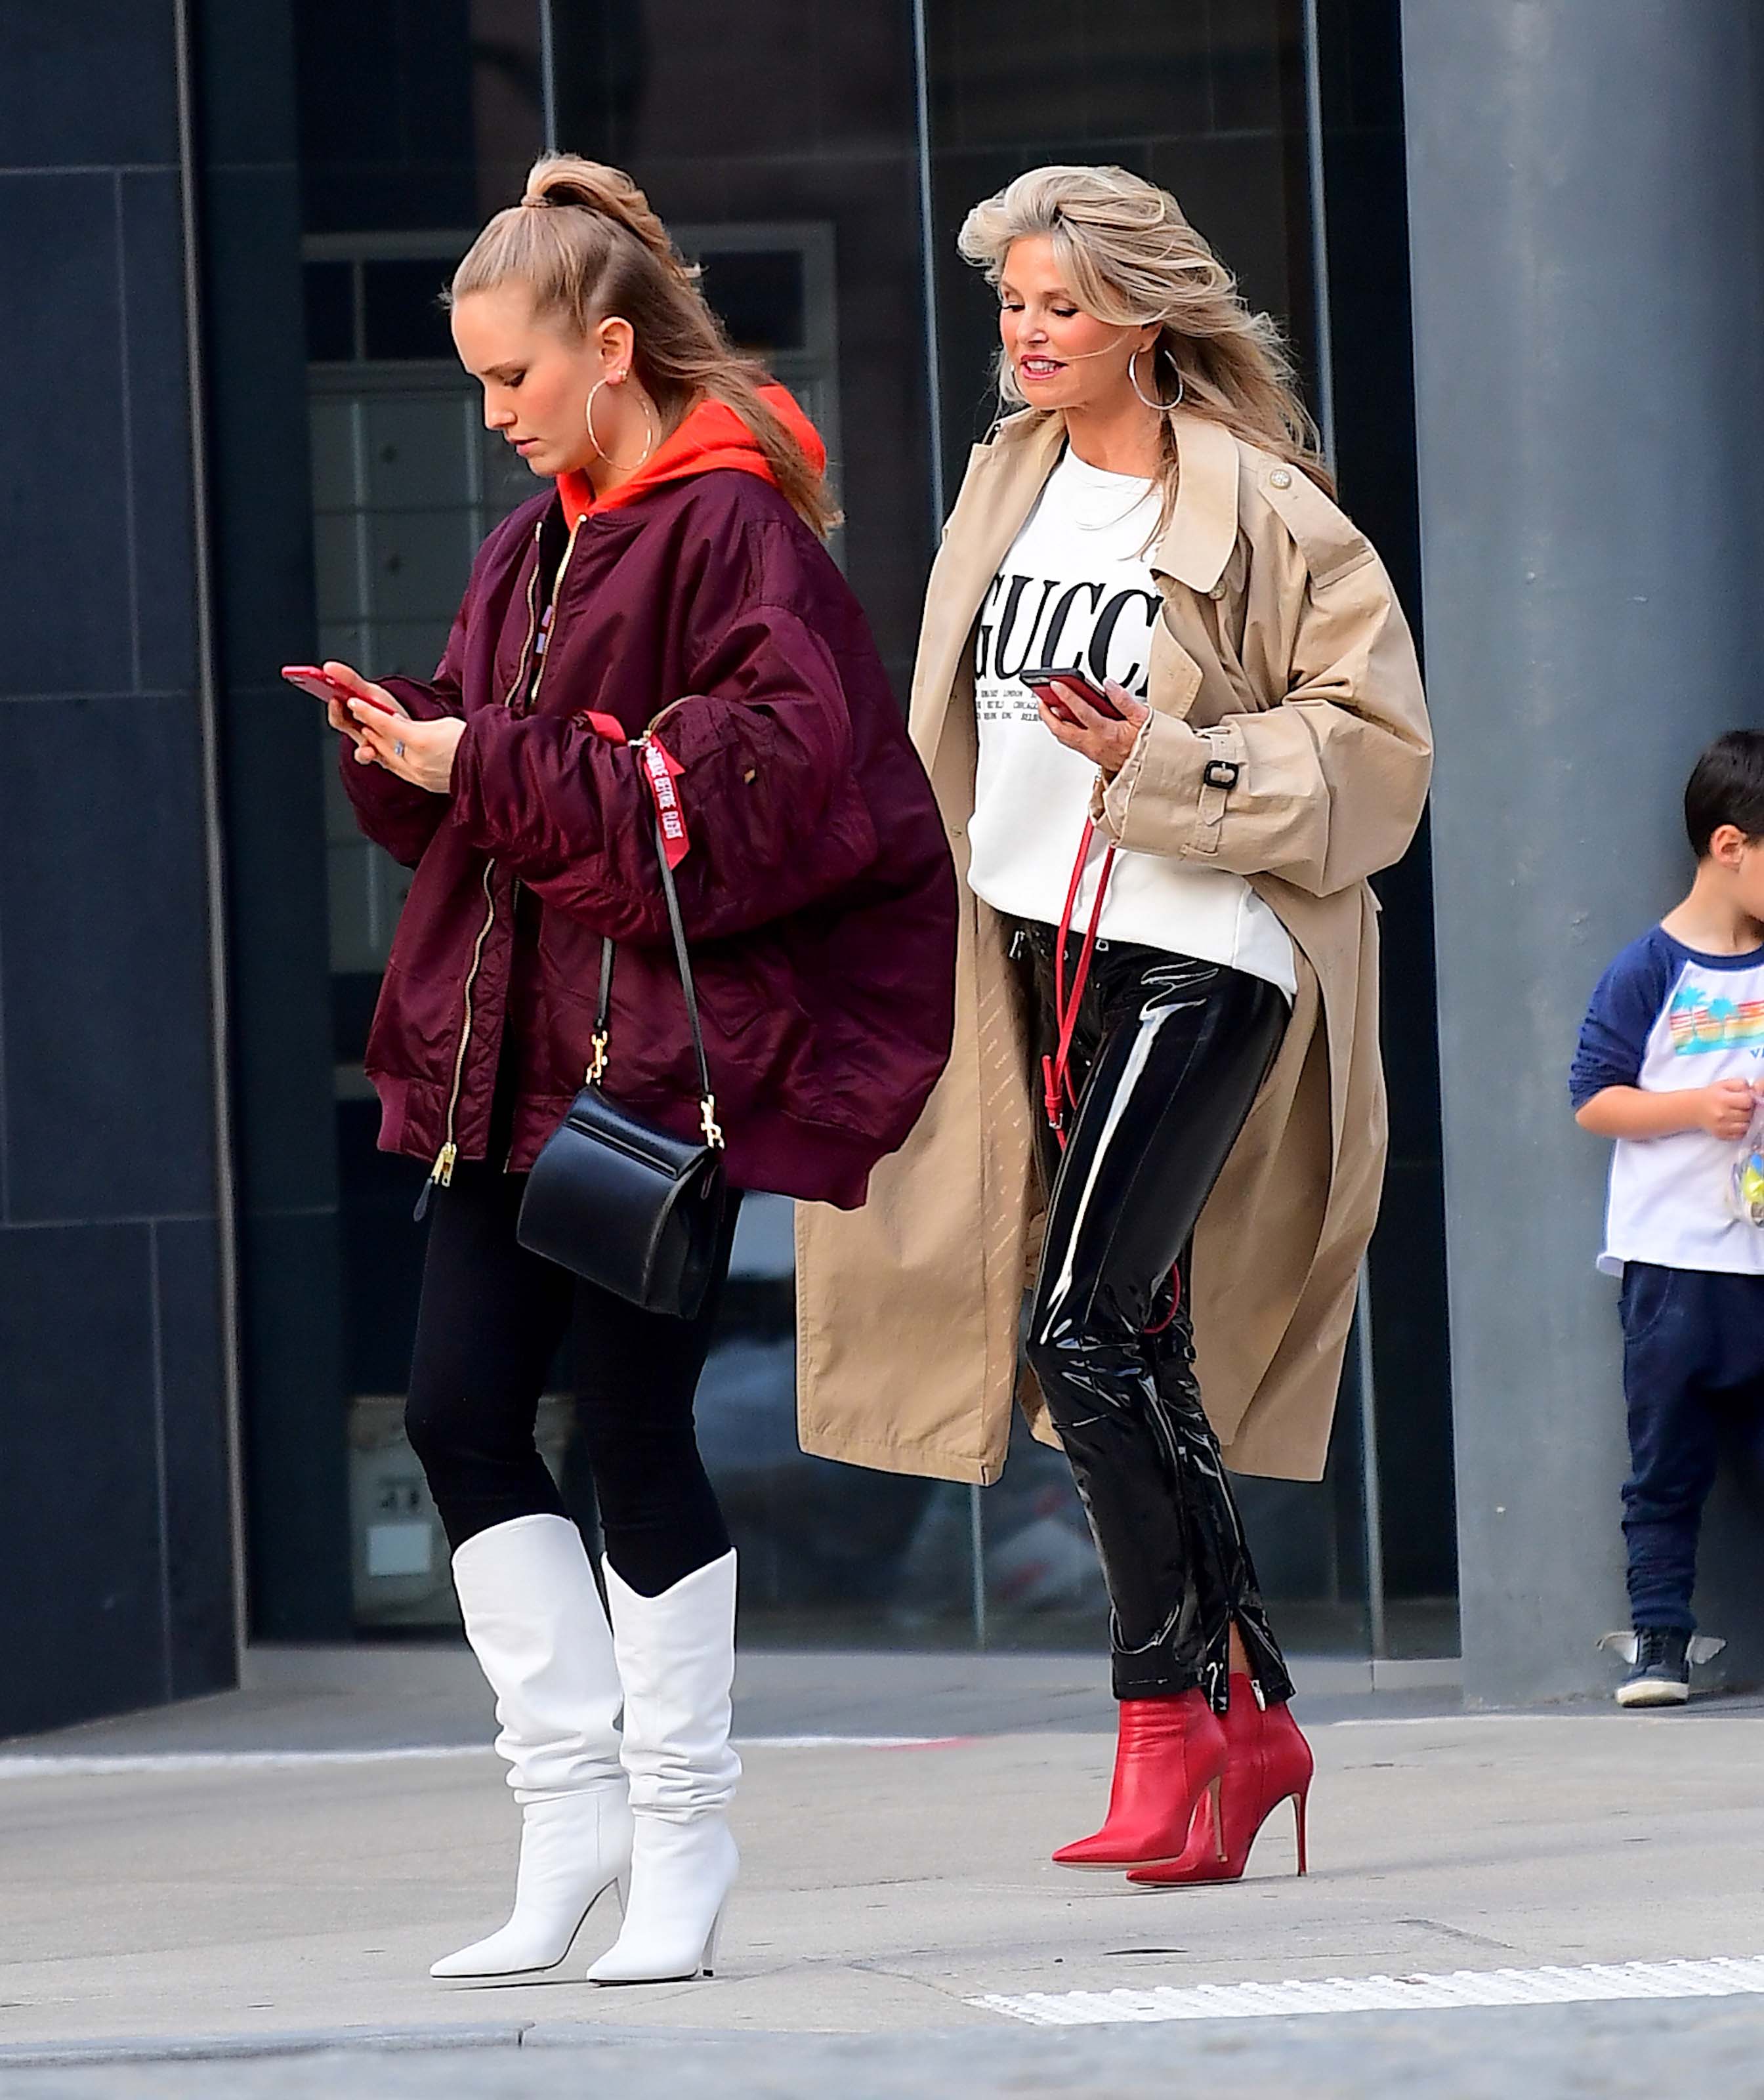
[795,409,1431,1485]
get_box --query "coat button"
[1209,581,1227,600]
[1269,467,1293,489]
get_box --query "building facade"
[14,0,1732,1736]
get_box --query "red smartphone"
[282,664,396,715]
[1019,664,1124,724]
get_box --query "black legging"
[1020,923,1294,1712]
[404,1151,738,1597]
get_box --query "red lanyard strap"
[1037,812,1182,1335]
[1042,819,1116,1144]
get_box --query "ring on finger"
[394,739,406,759]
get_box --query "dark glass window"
[303,260,355,362]
[361,259,457,361]
[698,250,806,354]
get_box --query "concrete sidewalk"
[10,2005,1764,2100]
[3,1655,1764,2082]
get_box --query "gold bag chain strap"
[587,803,723,1151]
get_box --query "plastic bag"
[1730,1103,1764,1226]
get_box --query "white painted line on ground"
[0,1748,488,1775]
[0,1734,955,1777]
[1326,1713,1656,1727]
[973,1954,1764,2026]
[744,1734,969,1750]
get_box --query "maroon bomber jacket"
[341,469,957,1210]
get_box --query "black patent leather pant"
[1020,924,1295,1713]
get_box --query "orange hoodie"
[557,383,826,530]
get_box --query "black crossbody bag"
[516,805,728,1320]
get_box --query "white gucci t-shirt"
[966,448,1296,998]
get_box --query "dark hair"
[1685,730,1764,857]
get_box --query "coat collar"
[965,406,1241,589]
[914,410,1242,771]
[1148,412,1240,594]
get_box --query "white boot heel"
[590,1816,738,1984]
[429,1515,632,1981]
[702,1900,728,1979]
[586,1552,742,1987]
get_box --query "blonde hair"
[957,165,1332,514]
[451,155,837,536]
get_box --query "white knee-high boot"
[587,1550,740,1984]
[430,1513,633,1979]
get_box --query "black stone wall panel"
[0,0,180,171]
[0,0,240,1736]
[119,170,200,695]
[0,173,135,697]
[0,1223,168,1736]
[0,694,215,1223]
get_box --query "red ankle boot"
[1127,1675,1312,1885]
[1052,1691,1229,1870]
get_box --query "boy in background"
[1570,731,1764,1706]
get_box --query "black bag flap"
[560,1083,712,1182]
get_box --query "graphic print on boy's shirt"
[965,448,1295,997]
[1664,982,1764,1055]
[1570,927,1764,1276]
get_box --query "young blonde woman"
[322,157,954,1982]
[798,165,1431,1884]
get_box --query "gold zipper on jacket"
[503,872,527,1175]
[416,860,497,1215]
[417,516,581,1215]
[527,518,582,712]
[499,519,545,709]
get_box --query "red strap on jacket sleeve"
[639,735,690,869]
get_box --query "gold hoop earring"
[1129,346,1185,412]
[585,377,658,470]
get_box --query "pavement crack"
[1397,1918,1515,1951]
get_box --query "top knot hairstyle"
[957,164,1332,519]
[452,156,837,537]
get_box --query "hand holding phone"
[1020,663,1147,778]
[1018,665,1125,725]
[282,664,396,715]
[284,663,405,761]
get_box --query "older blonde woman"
[798,165,1431,1885]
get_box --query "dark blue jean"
[1620,1262,1764,1631]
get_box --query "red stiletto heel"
[1205,1773,1228,1864]
[1127,1675,1314,1887]
[1052,1692,1229,1870]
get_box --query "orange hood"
[558,385,826,528]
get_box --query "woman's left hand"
[343,686,467,795]
[1036,679,1150,777]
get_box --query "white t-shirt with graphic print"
[965,447,1296,998]
[1569,926,1764,1276]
